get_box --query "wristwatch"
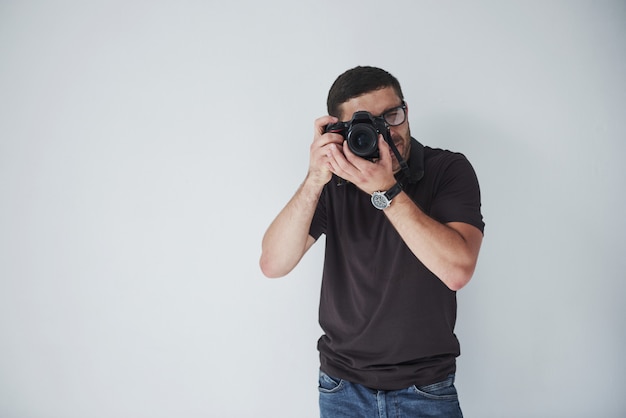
[371,182,402,210]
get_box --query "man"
[260,66,484,417]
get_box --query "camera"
[325,111,391,160]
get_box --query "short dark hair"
[326,66,404,118]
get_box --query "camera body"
[325,111,391,160]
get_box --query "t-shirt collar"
[398,137,424,184]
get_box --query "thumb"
[378,135,391,164]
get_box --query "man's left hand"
[327,135,397,194]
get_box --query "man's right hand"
[307,115,343,187]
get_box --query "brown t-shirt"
[309,138,485,390]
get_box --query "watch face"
[371,192,390,210]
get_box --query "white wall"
[1,1,624,417]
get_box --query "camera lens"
[347,124,378,158]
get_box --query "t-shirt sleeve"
[430,154,485,233]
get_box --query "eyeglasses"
[380,102,407,126]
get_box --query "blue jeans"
[318,370,463,418]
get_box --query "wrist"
[305,166,330,184]
[301,172,328,198]
[371,182,403,210]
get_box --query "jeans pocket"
[318,370,344,394]
[412,374,459,401]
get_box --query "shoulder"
[424,146,470,164]
[423,146,477,179]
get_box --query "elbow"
[444,264,476,291]
[444,247,481,291]
[447,276,470,292]
[259,254,288,279]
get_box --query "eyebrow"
[378,103,404,117]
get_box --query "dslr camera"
[325,111,391,160]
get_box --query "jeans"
[318,370,463,418]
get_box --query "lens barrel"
[347,124,379,159]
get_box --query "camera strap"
[385,135,412,182]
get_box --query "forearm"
[259,175,324,278]
[383,192,482,291]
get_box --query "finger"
[329,143,356,176]
[342,138,376,169]
[314,115,339,136]
[378,135,392,164]
[311,130,343,155]
[342,139,355,159]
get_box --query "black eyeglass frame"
[379,101,407,127]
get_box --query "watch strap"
[384,182,403,201]
[371,182,403,210]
